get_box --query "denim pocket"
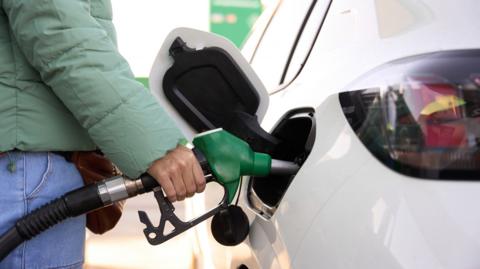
[23,153,86,269]
[25,152,52,199]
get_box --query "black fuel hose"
[0,177,149,261]
[0,148,297,261]
[0,148,210,262]
[0,173,180,261]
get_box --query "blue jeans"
[0,152,85,269]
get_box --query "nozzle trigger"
[138,184,228,245]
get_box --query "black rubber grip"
[192,148,211,174]
[64,184,104,216]
[140,174,160,193]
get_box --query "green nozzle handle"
[193,129,272,203]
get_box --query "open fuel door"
[149,28,277,153]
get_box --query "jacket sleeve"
[2,0,184,178]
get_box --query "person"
[0,0,205,268]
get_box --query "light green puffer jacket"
[0,0,183,178]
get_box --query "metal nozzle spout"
[270,159,300,176]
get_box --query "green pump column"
[193,129,271,203]
[210,0,263,47]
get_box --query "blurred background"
[111,0,270,87]
[84,1,272,268]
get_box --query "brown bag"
[70,151,125,234]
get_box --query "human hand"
[147,146,206,202]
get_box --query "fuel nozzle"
[139,129,300,247]
[193,129,273,203]
[193,129,300,246]
[0,129,300,261]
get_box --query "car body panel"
[240,0,480,268]
[270,95,480,269]
[148,1,480,268]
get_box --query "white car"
[148,0,480,268]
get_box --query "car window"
[279,0,331,87]
[249,0,315,92]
